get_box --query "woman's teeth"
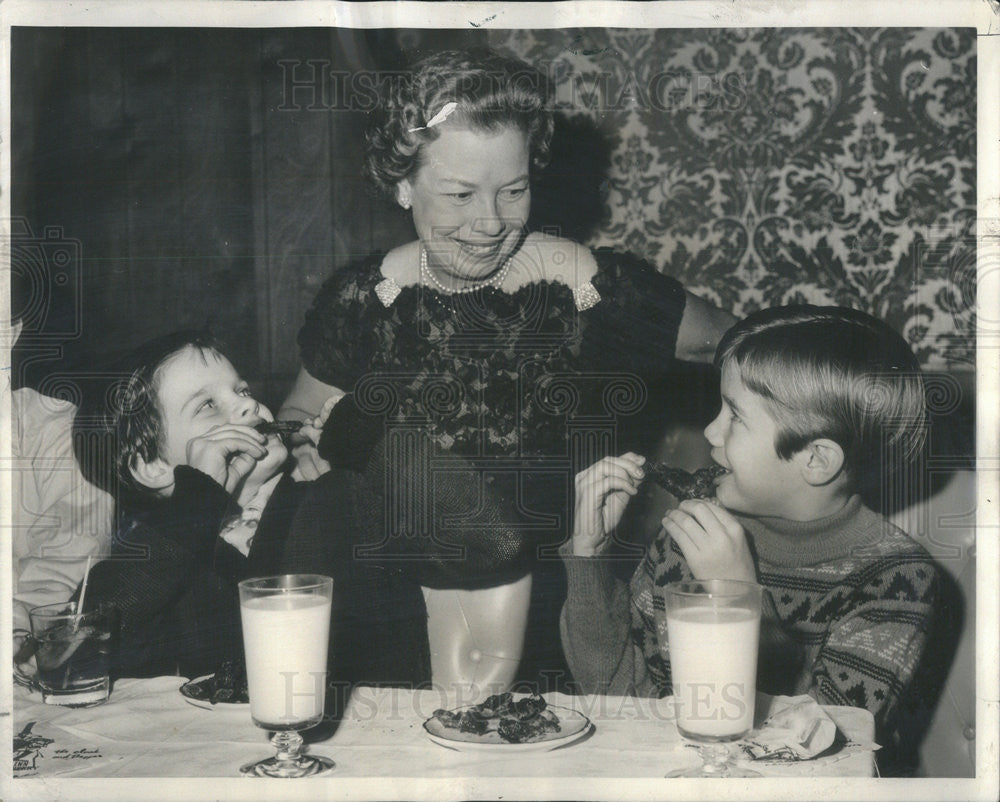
[459,242,498,255]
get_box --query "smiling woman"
[278,48,736,689]
[400,124,530,291]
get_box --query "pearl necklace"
[420,247,512,295]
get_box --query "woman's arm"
[279,367,344,422]
[675,291,736,364]
[279,368,345,480]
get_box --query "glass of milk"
[238,574,335,777]
[664,579,762,777]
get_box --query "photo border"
[1,2,997,800]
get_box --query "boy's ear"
[129,454,174,492]
[798,439,845,486]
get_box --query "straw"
[73,556,93,630]
[61,556,94,686]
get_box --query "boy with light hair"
[563,305,940,772]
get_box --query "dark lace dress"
[302,248,684,445]
[299,246,687,683]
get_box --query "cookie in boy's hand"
[646,462,727,501]
[254,420,304,438]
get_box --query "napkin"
[738,694,839,761]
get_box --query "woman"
[281,48,734,688]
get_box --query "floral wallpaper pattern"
[490,28,976,369]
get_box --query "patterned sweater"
[560,495,941,748]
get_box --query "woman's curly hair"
[364,48,554,198]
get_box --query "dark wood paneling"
[255,30,339,402]
[250,29,415,402]
[13,28,261,391]
[10,28,464,402]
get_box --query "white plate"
[423,704,592,753]
[179,674,247,711]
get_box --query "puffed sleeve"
[583,248,687,374]
[297,255,385,390]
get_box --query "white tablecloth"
[11,677,875,781]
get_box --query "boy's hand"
[186,424,269,493]
[289,393,343,481]
[573,453,645,557]
[662,500,756,583]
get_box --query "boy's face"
[154,346,287,482]
[703,362,803,517]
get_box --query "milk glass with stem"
[238,574,335,777]
[664,579,763,778]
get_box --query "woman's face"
[398,123,531,282]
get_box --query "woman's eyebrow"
[436,173,529,189]
[436,177,477,188]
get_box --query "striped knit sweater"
[560,495,940,747]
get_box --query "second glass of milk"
[664,579,762,741]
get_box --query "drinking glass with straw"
[27,556,115,707]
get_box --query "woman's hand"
[289,444,329,482]
[281,369,345,482]
[289,393,343,482]
[296,393,343,447]
[572,453,646,557]
[662,499,756,583]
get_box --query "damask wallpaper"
[490,28,976,369]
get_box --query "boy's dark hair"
[714,305,927,495]
[73,330,227,502]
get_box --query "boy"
[562,305,940,770]
[74,330,528,685]
[73,331,325,679]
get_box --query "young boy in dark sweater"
[72,331,335,679]
[562,305,940,770]
[75,331,534,685]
